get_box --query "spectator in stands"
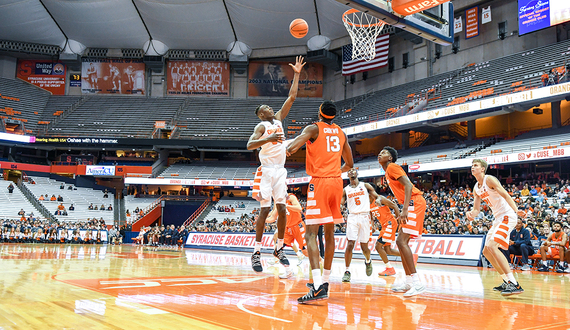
[521,184,530,197]
[50,195,56,201]
[69,204,75,211]
[502,219,534,271]
[538,221,567,272]
[104,189,109,198]
[100,203,105,210]
[548,68,560,86]
[18,209,25,216]
[558,203,568,216]
[88,203,94,210]
[68,185,73,190]
[57,195,64,202]
[107,204,113,211]
[7,183,14,194]
[94,205,99,210]
[38,195,45,201]
[60,183,65,189]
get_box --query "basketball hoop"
[342,9,386,62]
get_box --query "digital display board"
[519,0,570,35]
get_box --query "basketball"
[289,18,308,38]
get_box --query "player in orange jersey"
[247,56,305,273]
[378,146,426,297]
[370,192,401,276]
[287,100,354,303]
[266,193,308,270]
[538,221,567,272]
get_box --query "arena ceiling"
[0,0,355,54]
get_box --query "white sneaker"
[279,267,294,279]
[403,283,426,297]
[391,282,412,293]
[267,258,279,265]
[297,254,305,266]
[521,264,531,271]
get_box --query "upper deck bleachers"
[0,77,51,135]
[24,176,115,224]
[334,39,570,129]
[47,96,185,138]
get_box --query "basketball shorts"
[547,246,562,258]
[285,222,306,250]
[305,177,343,225]
[378,219,396,246]
[400,195,426,239]
[346,213,372,243]
[257,165,287,208]
[486,211,517,250]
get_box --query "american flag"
[342,34,390,76]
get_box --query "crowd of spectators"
[133,224,189,248]
[0,218,123,244]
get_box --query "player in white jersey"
[247,56,305,273]
[340,168,380,282]
[467,159,526,296]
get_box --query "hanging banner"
[81,59,145,95]
[167,61,230,97]
[16,60,66,95]
[465,7,479,39]
[454,17,463,33]
[248,62,323,97]
[482,6,492,24]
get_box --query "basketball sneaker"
[342,271,351,282]
[391,282,412,293]
[520,264,531,271]
[273,247,290,266]
[537,264,549,272]
[379,267,396,276]
[501,282,524,296]
[298,283,328,304]
[493,280,508,292]
[403,283,426,297]
[297,253,305,266]
[365,260,373,276]
[251,251,263,273]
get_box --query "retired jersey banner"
[248,62,323,98]
[167,61,230,96]
[16,60,66,95]
[81,59,145,95]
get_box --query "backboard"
[337,0,454,45]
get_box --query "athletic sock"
[346,266,350,272]
[323,269,331,283]
[501,274,508,282]
[411,273,421,284]
[312,269,323,288]
[254,242,261,253]
[365,256,371,263]
[276,239,284,250]
[506,273,518,285]
[542,260,548,266]
[385,262,392,268]
[406,275,413,284]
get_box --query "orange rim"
[342,9,386,28]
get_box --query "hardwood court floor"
[0,243,569,330]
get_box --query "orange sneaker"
[379,267,396,276]
[413,254,419,265]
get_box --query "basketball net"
[343,9,386,62]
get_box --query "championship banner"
[465,6,479,39]
[185,233,484,262]
[16,60,66,95]
[81,59,145,95]
[167,61,230,97]
[248,62,323,98]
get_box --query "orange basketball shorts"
[400,195,426,239]
[305,177,343,225]
[285,222,306,249]
[378,218,396,246]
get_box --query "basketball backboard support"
[337,0,454,45]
